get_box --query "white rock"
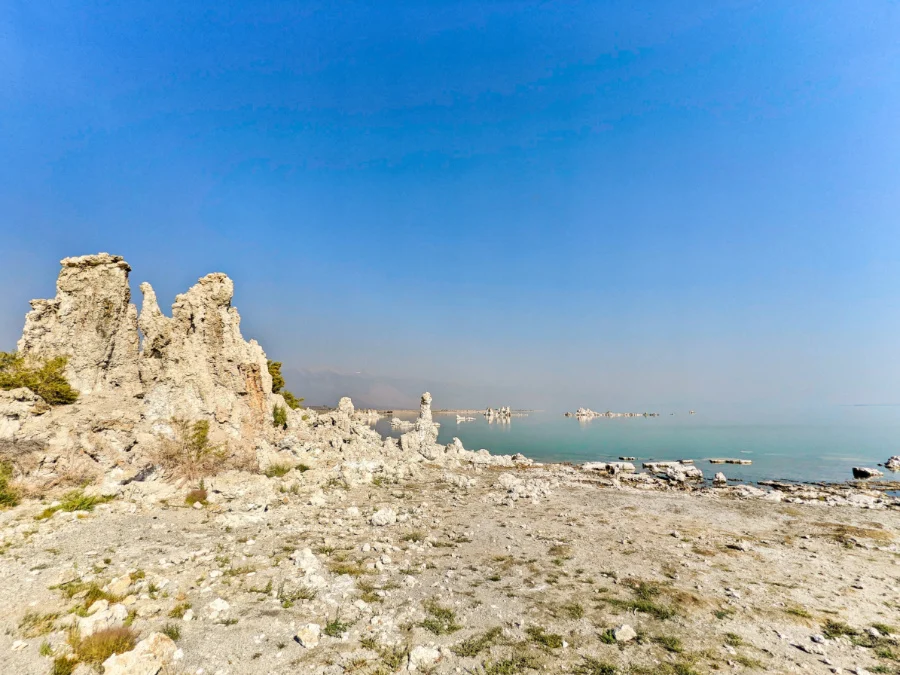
[296,623,321,649]
[408,645,441,671]
[102,632,178,675]
[613,624,637,642]
[370,508,397,526]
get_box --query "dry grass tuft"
[71,625,138,664]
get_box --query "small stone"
[296,623,321,649]
[102,632,178,675]
[613,624,637,642]
[408,645,441,671]
[370,508,397,527]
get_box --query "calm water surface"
[374,405,900,484]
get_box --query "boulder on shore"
[852,467,884,479]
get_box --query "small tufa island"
[1,253,899,675]
[565,407,660,419]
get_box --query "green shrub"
[267,360,304,409]
[0,460,20,509]
[35,490,113,520]
[185,488,208,506]
[272,404,288,429]
[154,418,225,480]
[421,599,461,635]
[264,463,292,478]
[50,657,76,675]
[0,352,78,405]
[161,623,181,641]
[324,616,352,637]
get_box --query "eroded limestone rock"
[17,254,140,396]
[139,274,273,438]
[400,392,442,459]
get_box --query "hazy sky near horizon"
[2,1,899,410]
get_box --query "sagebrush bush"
[155,418,257,478]
[154,418,226,480]
[0,352,78,405]
[267,360,304,410]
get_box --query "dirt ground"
[1,463,897,675]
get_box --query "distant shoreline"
[377,408,539,415]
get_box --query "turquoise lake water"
[374,406,900,484]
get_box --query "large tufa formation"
[17,254,140,396]
[3,253,293,478]
[138,274,272,436]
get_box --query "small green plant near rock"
[324,615,352,637]
[329,559,369,577]
[421,599,462,635]
[378,645,408,670]
[785,606,813,620]
[278,582,316,607]
[562,602,585,619]
[483,653,541,675]
[267,360,304,409]
[295,463,311,472]
[873,623,896,636]
[604,579,676,620]
[822,619,858,639]
[0,460,20,509]
[0,352,78,405]
[453,627,504,657]
[264,463,292,478]
[36,490,114,520]
[63,582,122,616]
[732,654,764,669]
[272,404,288,429]
[723,632,743,647]
[402,530,425,543]
[714,608,735,620]
[356,580,383,604]
[168,602,192,619]
[654,635,685,653]
[599,628,617,644]
[19,611,57,638]
[184,487,207,506]
[161,623,181,641]
[525,625,563,649]
[50,656,76,675]
[573,657,618,675]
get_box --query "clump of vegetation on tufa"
[155,418,227,480]
[0,351,78,405]
[0,460,20,509]
[267,360,304,410]
[35,490,114,520]
[272,403,288,429]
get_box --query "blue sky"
[2,1,899,409]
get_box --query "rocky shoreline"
[2,254,899,675]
